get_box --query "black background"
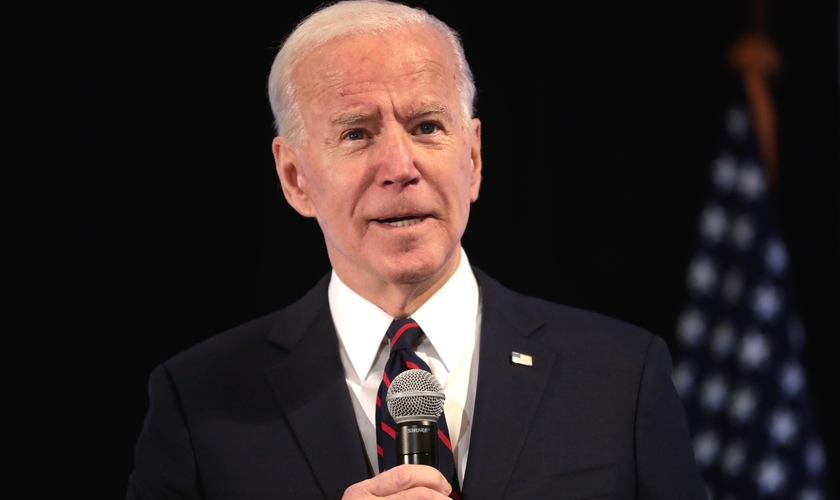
[13,1,839,498]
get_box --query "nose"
[372,127,420,188]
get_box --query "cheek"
[302,161,346,203]
[308,173,368,226]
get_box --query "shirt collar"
[329,247,479,381]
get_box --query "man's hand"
[342,465,452,499]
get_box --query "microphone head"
[386,369,446,423]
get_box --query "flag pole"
[727,0,782,187]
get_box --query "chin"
[375,250,453,286]
[377,263,436,285]
[384,268,436,285]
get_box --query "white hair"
[267,0,476,146]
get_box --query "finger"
[343,484,450,500]
[389,486,453,500]
[349,465,451,498]
[373,465,451,496]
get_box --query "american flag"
[672,105,829,499]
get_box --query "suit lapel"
[264,275,369,499]
[259,269,554,498]
[462,270,556,500]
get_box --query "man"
[128,1,707,499]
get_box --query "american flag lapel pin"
[511,352,533,366]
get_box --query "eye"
[346,129,366,141]
[416,122,439,135]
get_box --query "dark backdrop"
[15,1,838,498]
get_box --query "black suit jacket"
[127,269,706,499]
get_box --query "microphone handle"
[395,419,439,468]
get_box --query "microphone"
[386,369,446,468]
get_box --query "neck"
[332,248,462,318]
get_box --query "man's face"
[274,25,482,298]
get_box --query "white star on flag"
[673,105,827,498]
[737,161,767,201]
[729,214,756,250]
[763,237,788,276]
[768,408,799,446]
[700,203,729,244]
[728,386,758,423]
[710,321,737,359]
[672,362,696,397]
[689,254,719,295]
[701,375,729,412]
[755,456,787,494]
[738,330,771,370]
[721,441,747,476]
[721,267,745,304]
[694,430,721,467]
[678,309,707,347]
[779,362,805,398]
[713,153,739,193]
[751,283,782,322]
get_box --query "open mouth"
[376,216,425,228]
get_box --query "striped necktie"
[375,318,460,498]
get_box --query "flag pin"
[511,352,533,366]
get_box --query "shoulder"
[161,273,331,383]
[474,267,659,353]
[522,295,660,362]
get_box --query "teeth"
[384,217,422,228]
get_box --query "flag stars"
[711,321,737,359]
[779,362,805,399]
[688,254,718,295]
[737,161,767,201]
[805,441,825,475]
[752,283,782,322]
[768,408,799,446]
[694,430,721,467]
[700,203,729,245]
[739,330,772,370]
[672,362,696,398]
[676,104,828,498]
[721,267,745,304]
[701,375,729,413]
[729,386,759,423]
[721,441,748,476]
[764,237,788,276]
[730,214,756,251]
[726,107,750,139]
[713,153,739,194]
[755,456,787,494]
[678,309,707,347]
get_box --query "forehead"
[293,25,460,121]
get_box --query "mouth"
[375,216,426,228]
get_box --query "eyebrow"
[407,103,451,122]
[328,103,453,128]
[330,111,379,128]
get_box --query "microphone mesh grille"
[386,369,445,419]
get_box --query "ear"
[272,136,317,217]
[468,118,482,202]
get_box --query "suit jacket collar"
[263,269,555,499]
[264,274,370,499]
[462,268,556,499]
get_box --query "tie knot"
[387,317,423,352]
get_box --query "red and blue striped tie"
[375,318,460,498]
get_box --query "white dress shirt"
[329,248,481,484]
